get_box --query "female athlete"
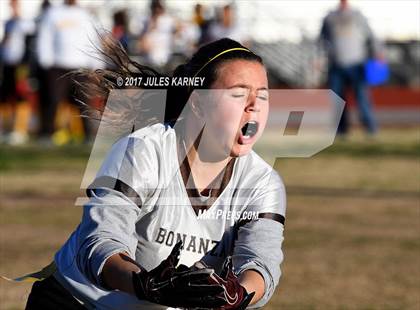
[25,38,286,310]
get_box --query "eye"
[230,91,248,98]
[228,87,248,99]
[257,91,269,101]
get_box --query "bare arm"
[100,252,141,295]
[239,270,265,305]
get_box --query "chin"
[230,144,253,157]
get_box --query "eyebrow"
[227,84,268,91]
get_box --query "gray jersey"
[320,8,378,67]
[53,123,286,309]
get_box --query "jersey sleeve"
[233,170,286,308]
[89,136,158,206]
[75,135,158,288]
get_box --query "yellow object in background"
[0,103,14,131]
[69,104,85,144]
[52,128,72,146]
[13,101,31,134]
[53,102,85,145]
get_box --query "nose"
[245,91,260,113]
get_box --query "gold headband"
[192,47,252,79]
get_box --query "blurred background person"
[0,0,35,145]
[170,9,200,70]
[112,9,129,51]
[32,0,52,142]
[36,0,102,145]
[320,0,384,136]
[137,0,176,69]
[192,3,212,45]
[208,4,248,45]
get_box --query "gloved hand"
[132,241,226,308]
[186,257,255,310]
[213,256,255,310]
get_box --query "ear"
[189,91,203,119]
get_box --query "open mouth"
[241,121,258,138]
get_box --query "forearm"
[239,269,265,305]
[101,252,141,295]
[234,215,285,308]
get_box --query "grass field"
[0,128,419,309]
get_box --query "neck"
[183,114,231,163]
[180,119,232,191]
[339,3,349,10]
[187,143,231,172]
[185,143,231,192]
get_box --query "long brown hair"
[76,36,263,130]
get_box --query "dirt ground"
[1,128,419,309]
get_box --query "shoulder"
[236,151,285,197]
[101,123,173,163]
[94,124,174,196]
[129,122,170,138]
[119,123,177,168]
[5,19,14,29]
[351,9,368,21]
[128,123,175,148]
[324,9,336,21]
[350,8,362,15]
[234,151,286,215]
[101,123,174,165]
[239,151,283,184]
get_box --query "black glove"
[132,241,226,308]
[212,257,255,310]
